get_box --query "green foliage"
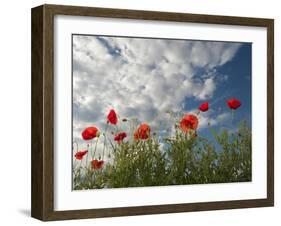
[73,120,251,189]
[106,138,168,188]
[166,121,251,185]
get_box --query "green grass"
[73,120,251,190]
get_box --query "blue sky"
[72,35,251,153]
[185,44,252,139]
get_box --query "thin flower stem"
[85,142,90,168]
[231,109,234,125]
[78,157,83,181]
[102,122,109,159]
[73,141,78,169]
[93,137,99,159]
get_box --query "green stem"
[102,122,109,159]
[73,141,78,169]
[231,109,234,125]
[93,137,99,159]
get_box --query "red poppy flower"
[91,159,104,170]
[180,114,199,133]
[74,150,88,160]
[199,102,209,112]
[107,109,118,125]
[134,123,151,140]
[114,132,127,143]
[81,127,99,140]
[227,98,241,110]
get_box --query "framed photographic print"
[31,4,274,221]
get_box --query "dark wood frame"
[31,4,274,221]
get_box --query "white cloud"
[198,111,231,130]
[195,78,216,100]
[72,35,241,150]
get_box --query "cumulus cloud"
[72,35,241,148]
[198,111,232,130]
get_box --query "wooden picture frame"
[31,4,274,221]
